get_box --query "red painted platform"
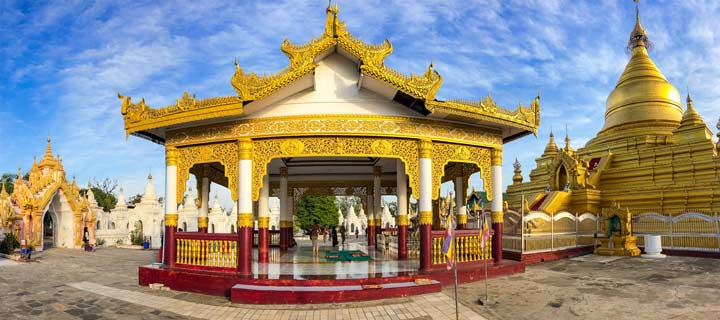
[503,246,595,265]
[138,260,524,304]
[230,280,441,304]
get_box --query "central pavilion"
[122,5,539,303]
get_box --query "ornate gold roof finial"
[17,166,22,181]
[564,124,571,151]
[0,182,8,199]
[324,1,339,37]
[680,88,703,125]
[543,127,558,155]
[512,158,523,185]
[628,0,651,52]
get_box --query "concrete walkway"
[68,281,485,320]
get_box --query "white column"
[280,167,288,226]
[259,174,269,219]
[200,176,210,217]
[373,166,382,229]
[491,166,503,219]
[455,176,466,225]
[286,195,293,225]
[396,160,408,217]
[419,160,432,217]
[366,194,374,222]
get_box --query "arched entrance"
[42,211,57,249]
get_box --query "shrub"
[0,233,20,254]
[129,229,143,246]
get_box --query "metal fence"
[632,210,720,252]
[503,210,600,254]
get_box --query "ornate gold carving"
[238,139,253,160]
[166,146,178,166]
[491,149,502,166]
[251,137,419,201]
[165,115,502,148]
[176,142,239,202]
[280,140,305,155]
[371,140,392,155]
[418,140,433,158]
[258,217,270,229]
[419,211,433,225]
[431,142,492,200]
[119,92,242,135]
[491,211,503,224]
[280,220,293,228]
[237,213,253,228]
[166,213,179,227]
[426,94,541,135]
[197,217,208,228]
[396,214,409,226]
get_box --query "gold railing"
[176,237,237,269]
[431,230,492,266]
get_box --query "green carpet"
[324,250,372,262]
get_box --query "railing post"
[520,214,525,253]
[668,212,674,249]
[550,213,554,250]
[715,212,719,253]
[575,213,579,248]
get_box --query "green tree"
[387,201,397,217]
[128,194,143,205]
[1,173,17,194]
[296,196,339,232]
[79,178,118,212]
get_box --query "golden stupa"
[505,4,719,256]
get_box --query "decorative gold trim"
[165,114,503,148]
[419,211,433,225]
[258,217,270,229]
[368,218,375,226]
[279,220,293,228]
[251,137,419,201]
[197,217,208,228]
[457,213,468,225]
[396,215,409,226]
[166,147,178,166]
[431,142,492,201]
[176,142,239,202]
[491,149,503,166]
[238,213,254,228]
[418,140,433,158]
[166,213,179,227]
[491,211,503,223]
[425,94,541,135]
[238,139,253,160]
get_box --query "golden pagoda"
[505,3,719,256]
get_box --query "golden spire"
[512,158,523,185]
[39,136,56,168]
[543,129,558,155]
[677,90,705,128]
[16,166,22,181]
[0,182,8,200]
[597,0,681,138]
[564,124,571,151]
[627,0,650,51]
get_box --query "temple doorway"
[42,211,56,249]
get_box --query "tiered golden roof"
[120,4,539,141]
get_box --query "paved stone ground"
[0,248,483,319]
[452,254,720,320]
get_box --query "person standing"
[339,224,347,246]
[331,227,338,247]
[310,221,320,257]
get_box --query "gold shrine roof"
[120,4,540,144]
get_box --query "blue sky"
[1,0,719,210]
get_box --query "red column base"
[258,227,269,263]
[419,224,432,271]
[492,222,503,264]
[198,227,208,233]
[164,225,176,268]
[457,223,467,230]
[367,225,376,246]
[397,225,408,260]
[237,227,252,276]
